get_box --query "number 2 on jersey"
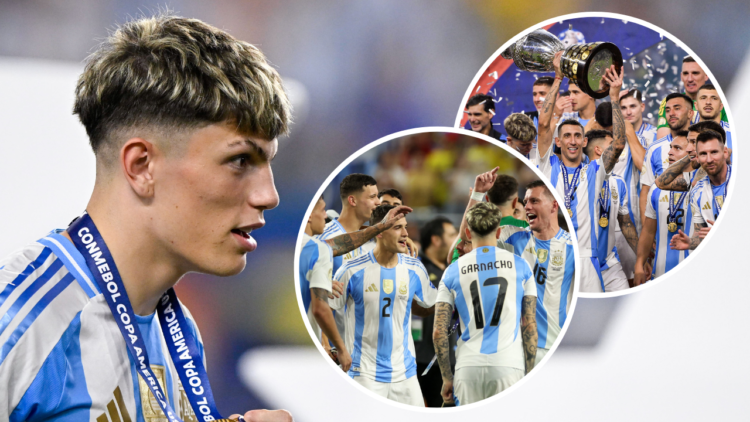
[381,297,391,317]
[469,277,508,329]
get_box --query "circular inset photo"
[456,13,734,296]
[295,127,580,408]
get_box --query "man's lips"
[231,224,263,252]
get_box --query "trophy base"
[561,42,623,99]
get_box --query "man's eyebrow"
[227,139,277,161]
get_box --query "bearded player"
[0,15,294,422]
[329,205,437,406]
[434,202,536,405]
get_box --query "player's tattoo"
[325,222,388,257]
[655,156,691,191]
[311,287,329,304]
[601,98,626,173]
[618,214,638,254]
[433,302,454,381]
[520,295,537,373]
[689,223,702,250]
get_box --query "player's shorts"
[454,366,524,405]
[580,256,605,293]
[353,375,424,407]
[615,231,636,279]
[602,262,630,292]
[534,347,549,366]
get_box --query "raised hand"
[603,65,624,101]
[553,51,563,78]
[474,166,499,194]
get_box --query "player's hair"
[73,14,291,166]
[466,202,502,237]
[558,119,584,135]
[621,89,643,103]
[465,94,495,113]
[378,188,403,202]
[560,91,571,97]
[340,174,378,202]
[583,129,612,157]
[504,113,537,142]
[419,216,454,251]
[664,92,693,108]
[682,55,696,64]
[526,180,555,202]
[697,83,718,94]
[674,130,689,139]
[486,175,519,207]
[369,204,396,227]
[533,76,555,88]
[696,129,725,146]
[594,101,613,128]
[688,121,726,143]
[568,80,579,88]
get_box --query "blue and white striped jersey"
[722,120,733,151]
[299,233,334,341]
[612,123,653,232]
[497,227,574,350]
[330,251,437,382]
[538,144,608,291]
[596,176,629,271]
[436,246,535,370]
[316,219,371,341]
[645,185,688,277]
[640,134,672,188]
[0,231,204,422]
[691,165,732,227]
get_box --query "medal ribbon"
[598,180,611,223]
[561,163,583,214]
[667,191,687,225]
[712,164,731,216]
[69,213,227,422]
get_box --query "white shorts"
[580,256,605,293]
[602,262,630,292]
[534,347,549,366]
[615,230,636,279]
[353,375,424,407]
[454,366,524,405]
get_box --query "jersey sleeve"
[645,185,658,220]
[330,266,351,311]
[640,147,656,186]
[412,262,438,308]
[435,264,458,307]
[308,241,333,293]
[518,257,537,297]
[537,139,554,177]
[691,186,706,226]
[616,179,629,215]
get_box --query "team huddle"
[299,169,574,406]
[465,53,732,291]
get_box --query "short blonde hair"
[74,14,291,161]
[504,113,537,142]
[466,202,502,237]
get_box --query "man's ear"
[495,227,502,239]
[464,227,472,241]
[511,197,518,210]
[347,195,357,208]
[121,137,156,198]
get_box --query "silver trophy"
[501,29,623,99]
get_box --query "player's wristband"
[471,191,486,202]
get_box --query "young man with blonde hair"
[504,113,538,164]
[1,14,293,422]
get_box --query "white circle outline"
[453,11,738,299]
[293,126,582,412]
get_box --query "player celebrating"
[330,205,437,406]
[620,89,658,148]
[695,84,732,151]
[497,181,575,363]
[671,130,731,251]
[583,130,638,290]
[536,53,628,292]
[300,196,412,369]
[0,15,292,422]
[465,94,504,141]
[634,132,691,284]
[434,202,537,405]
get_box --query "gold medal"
[567,208,573,217]
[598,216,608,228]
[668,222,677,233]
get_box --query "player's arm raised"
[325,205,412,257]
[457,168,499,245]
[601,66,627,173]
[310,287,351,372]
[521,295,537,374]
[433,301,455,404]
[536,51,564,158]
[654,155,692,191]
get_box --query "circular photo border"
[293,126,582,411]
[454,12,738,299]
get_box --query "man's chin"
[198,256,248,277]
